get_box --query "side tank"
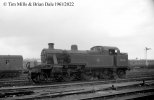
[41,43,128,69]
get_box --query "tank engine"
[29,43,129,83]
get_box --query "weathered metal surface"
[0,55,23,71]
[29,43,129,83]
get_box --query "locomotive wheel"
[54,74,63,82]
[102,69,113,79]
[98,72,104,79]
[38,73,48,81]
[81,73,93,81]
[31,74,40,83]
[31,73,48,83]
[0,73,4,78]
[117,69,126,78]
[63,73,75,82]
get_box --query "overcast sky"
[0,0,154,59]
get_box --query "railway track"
[0,73,31,87]
[0,77,154,100]
[1,68,154,87]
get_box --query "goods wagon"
[0,55,23,78]
[29,43,129,83]
[129,59,154,68]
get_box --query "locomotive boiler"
[29,43,129,83]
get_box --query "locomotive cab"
[90,46,128,67]
[90,46,128,78]
[90,46,120,55]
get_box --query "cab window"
[109,49,115,55]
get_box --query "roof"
[91,46,119,51]
[0,55,23,59]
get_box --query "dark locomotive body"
[30,43,129,83]
[0,55,23,78]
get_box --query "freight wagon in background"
[129,59,154,69]
[0,55,23,78]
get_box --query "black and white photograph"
[0,0,154,99]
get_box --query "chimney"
[48,43,54,49]
[71,45,78,50]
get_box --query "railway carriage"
[29,43,129,83]
[0,55,23,78]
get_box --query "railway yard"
[1,0,154,99]
[0,44,154,99]
[0,68,154,100]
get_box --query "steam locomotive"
[29,43,129,83]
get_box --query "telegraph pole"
[145,47,151,67]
